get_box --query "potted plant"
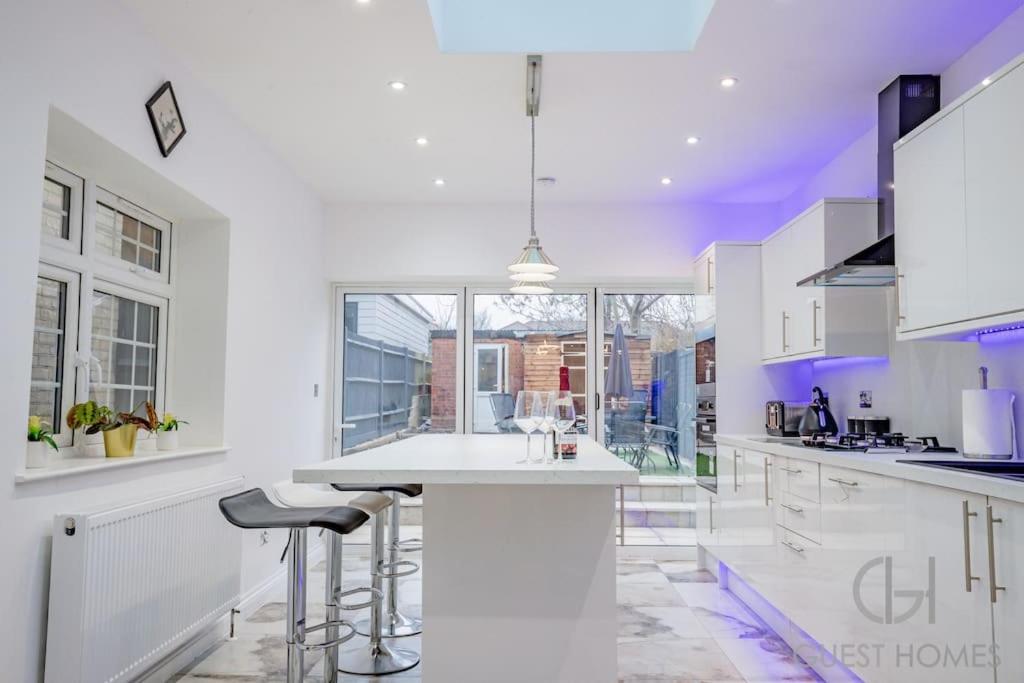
[66,400,158,457]
[26,416,58,468]
[155,411,188,451]
[65,400,112,456]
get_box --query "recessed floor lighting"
[686,136,700,145]
[388,81,407,91]
[660,177,673,186]
[433,178,446,186]
[720,76,738,88]
[416,137,429,146]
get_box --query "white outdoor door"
[473,344,507,432]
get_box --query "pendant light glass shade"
[508,237,559,274]
[510,280,554,295]
[508,270,555,282]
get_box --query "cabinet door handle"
[709,498,714,533]
[707,258,714,293]
[781,311,789,351]
[782,539,805,554]
[895,266,907,325]
[764,459,772,506]
[962,500,980,593]
[986,505,1006,603]
[779,466,802,474]
[827,477,859,487]
[781,503,805,514]
[733,451,741,491]
[812,300,822,346]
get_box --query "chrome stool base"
[337,641,420,676]
[355,608,423,638]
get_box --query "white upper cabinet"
[761,199,889,363]
[895,54,1024,340]
[894,106,969,333]
[964,63,1024,321]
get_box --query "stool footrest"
[336,586,383,611]
[376,560,420,579]
[296,619,357,651]
[394,538,423,553]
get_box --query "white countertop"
[718,434,1024,503]
[293,434,639,486]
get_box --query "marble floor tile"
[714,636,821,682]
[179,634,324,679]
[618,604,712,642]
[618,637,744,681]
[617,580,687,608]
[617,562,674,585]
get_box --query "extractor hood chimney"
[798,74,940,287]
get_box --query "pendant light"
[510,55,557,294]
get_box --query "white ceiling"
[120,0,1021,204]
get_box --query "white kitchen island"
[293,434,638,683]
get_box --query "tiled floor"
[171,549,820,683]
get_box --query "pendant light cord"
[529,59,537,239]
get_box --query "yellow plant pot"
[103,424,139,457]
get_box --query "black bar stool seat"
[331,483,422,498]
[220,488,368,535]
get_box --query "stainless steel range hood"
[797,234,894,287]
[798,75,939,288]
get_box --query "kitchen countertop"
[718,434,1024,503]
[294,433,639,486]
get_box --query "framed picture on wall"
[145,81,186,157]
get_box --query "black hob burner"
[801,433,957,453]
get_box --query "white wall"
[326,202,780,284]
[0,2,329,680]
[776,5,1024,452]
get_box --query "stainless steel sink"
[897,459,1024,481]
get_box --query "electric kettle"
[799,386,839,439]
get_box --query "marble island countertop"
[718,434,1024,503]
[294,433,639,486]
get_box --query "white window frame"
[32,263,81,447]
[86,280,169,418]
[34,159,175,450]
[41,161,84,256]
[93,186,173,287]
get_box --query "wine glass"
[552,390,576,461]
[535,391,556,463]
[514,391,541,463]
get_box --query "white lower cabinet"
[696,484,719,548]
[987,497,1024,682]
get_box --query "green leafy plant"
[28,416,58,450]
[157,411,188,432]
[66,401,113,435]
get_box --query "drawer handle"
[827,477,859,487]
[779,466,802,474]
[781,503,804,514]
[782,539,805,554]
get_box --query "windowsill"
[14,445,230,484]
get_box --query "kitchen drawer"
[777,458,820,504]
[777,525,817,558]
[778,491,822,545]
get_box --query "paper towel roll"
[962,389,1017,459]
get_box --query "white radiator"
[44,477,244,683]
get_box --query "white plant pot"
[156,430,179,451]
[26,441,50,469]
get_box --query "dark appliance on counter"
[846,416,891,435]
[766,400,809,437]
[695,384,717,493]
[896,459,1024,482]
[804,433,956,453]
[798,387,839,443]
[798,74,940,287]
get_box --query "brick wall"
[430,336,457,431]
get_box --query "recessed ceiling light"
[388,81,407,91]
[982,77,992,86]
[660,177,673,186]
[415,137,429,146]
[433,178,446,186]
[720,76,738,88]
[356,0,371,4]
[686,136,700,145]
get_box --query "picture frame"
[145,81,186,157]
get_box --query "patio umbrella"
[604,323,634,403]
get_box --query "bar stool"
[218,488,367,683]
[332,483,423,637]
[273,481,419,677]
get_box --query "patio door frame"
[331,285,467,458]
[464,286,597,437]
[593,285,693,448]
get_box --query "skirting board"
[139,540,326,682]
